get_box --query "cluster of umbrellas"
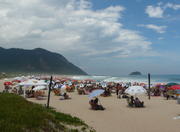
[88,86,147,99]
[3,75,180,98]
[4,77,48,97]
[168,85,180,94]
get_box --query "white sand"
[28,92,180,132]
[1,80,180,132]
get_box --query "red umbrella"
[12,80,21,83]
[169,85,180,90]
[156,83,165,86]
[4,81,13,85]
[84,79,95,82]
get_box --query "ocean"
[69,74,180,84]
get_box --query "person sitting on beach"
[60,92,71,100]
[134,97,144,107]
[89,97,105,110]
[4,85,10,93]
[128,96,134,107]
[116,83,120,98]
[89,99,96,110]
[63,92,69,99]
[26,86,35,98]
[118,89,122,98]
[103,88,111,97]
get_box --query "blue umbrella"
[88,89,105,99]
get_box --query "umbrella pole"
[148,73,151,100]
[47,76,53,108]
[98,98,102,105]
[24,87,26,98]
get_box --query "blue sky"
[0,0,180,75]
[92,0,180,52]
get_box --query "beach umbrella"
[79,84,84,88]
[100,82,107,88]
[84,79,95,82]
[18,79,47,97]
[125,86,147,96]
[33,86,47,91]
[19,79,47,86]
[156,83,165,86]
[4,81,12,85]
[54,84,62,89]
[88,89,105,99]
[169,85,180,90]
[176,90,180,94]
[12,80,21,83]
[166,83,178,87]
[60,85,67,92]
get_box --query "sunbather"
[60,92,71,100]
[89,98,105,110]
[134,97,144,107]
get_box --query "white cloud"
[145,5,164,18]
[165,3,180,10]
[146,3,180,18]
[158,37,164,40]
[0,0,153,58]
[138,24,167,33]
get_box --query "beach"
[28,93,180,132]
[1,78,180,132]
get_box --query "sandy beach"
[0,79,180,132]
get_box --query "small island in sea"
[129,71,142,76]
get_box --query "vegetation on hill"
[0,93,95,132]
[0,47,87,75]
[129,71,142,76]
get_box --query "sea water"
[70,74,180,84]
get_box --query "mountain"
[129,71,142,76]
[0,47,87,75]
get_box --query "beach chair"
[53,89,61,96]
[34,91,46,100]
[127,98,134,107]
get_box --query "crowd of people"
[2,76,180,110]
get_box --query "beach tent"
[125,86,147,96]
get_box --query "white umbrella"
[18,79,47,97]
[101,82,107,88]
[125,86,147,96]
[33,86,47,91]
[54,84,62,89]
[19,79,47,86]
[88,89,105,99]
[60,85,67,93]
[79,84,84,88]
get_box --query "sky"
[0,0,180,76]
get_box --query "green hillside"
[0,47,87,75]
[0,93,95,132]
